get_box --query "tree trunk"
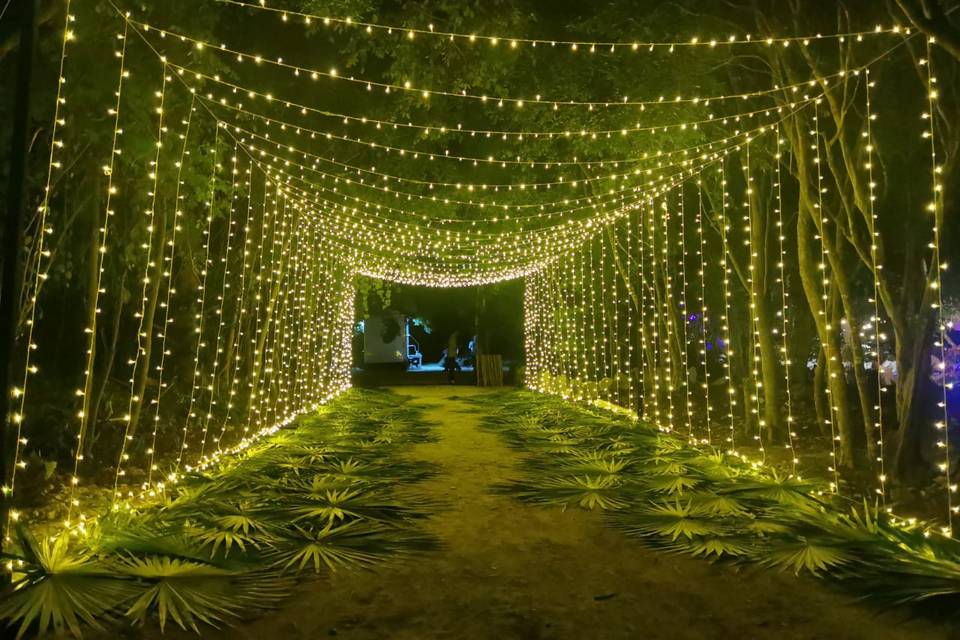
[796,197,855,467]
[86,272,125,460]
[891,310,937,484]
[755,304,784,444]
[831,239,878,463]
[747,173,785,444]
[813,346,828,436]
[127,204,167,441]
[78,186,101,457]
[827,279,856,468]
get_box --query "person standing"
[445,332,460,383]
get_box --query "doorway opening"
[352,278,523,386]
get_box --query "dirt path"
[224,386,949,640]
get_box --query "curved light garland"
[137,19,846,110]
[218,0,904,54]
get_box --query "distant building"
[362,311,421,368]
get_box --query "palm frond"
[643,474,701,495]
[0,527,137,639]
[269,521,393,573]
[761,539,852,575]
[191,525,261,559]
[722,471,819,507]
[517,474,629,510]
[543,452,632,477]
[612,501,727,541]
[665,535,754,559]
[119,556,290,632]
[287,487,425,525]
[689,492,749,517]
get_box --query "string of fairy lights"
[717,163,737,454]
[1,0,956,561]
[144,94,197,489]
[923,42,955,533]
[4,0,75,531]
[173,67,807,172]
[773,125,799,474]
[676,188,694,439]
[112,63,169,499]
[170,57,812,144]
[660,196,677,432]
[135,18,875,111]
[68,24,130,527]
[743,141,765,461]
[2,5,358,538]
[220,115,786,208]
[694,180,712,444]
[219,0,905,53]
[810,100,842,494]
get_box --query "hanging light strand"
[922,41,954,533]
[718,162,737,454]
[695,180,713,444]
[216,0,900,54]
[743,141,766,462]
[812,100,842,494]
[215,161,261,449]
[113,65,170,502]
[4,1,75,532]
[175,124,222,473]
[68,24,130,527]
[863,70,886,501]
[676,188,694,440]
[133,18,849,110]
[637,199,649,419]
[197,141,243,460]
[774,124,799,473]
[144,94,197,488]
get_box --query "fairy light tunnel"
[2,0,958,558]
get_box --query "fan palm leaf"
[722,471,819,507]
[506,474,630,510]
[0,528,137,639]
[288,487,424,525]
[761,539,852,575]
[643,474,701,495]
[191,525,261,559]
[119,556,291,632]
[612,501,727,541]
[269,521,393,573]
[664,534,755,559]
[689,492,749,517]
[555,452,632,475]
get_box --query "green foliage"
[536,474,629,510]
[688,492,749,518]
[192,520,263,559]
[616,501,727,541]
[0,528,137,639]
[761,540,852,575]
[643,474,701,495]
[0,390,439,637]
[119,556,290,632]
[270,521,392,572]
[472,390,960,607]
[670,535,754,560]
[721,471,818,507]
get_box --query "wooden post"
[478,354,503,386]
